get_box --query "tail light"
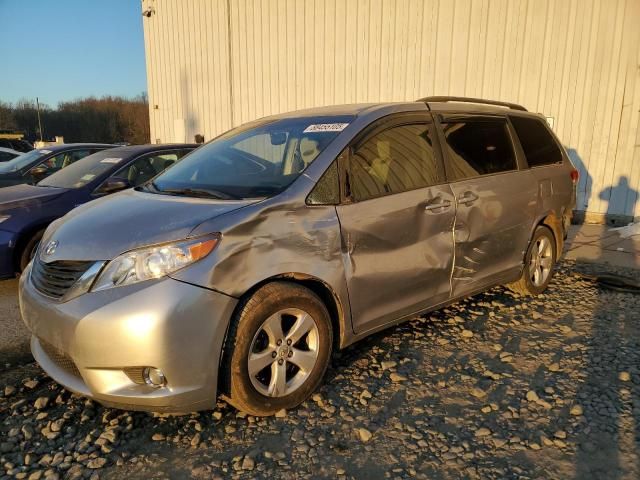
[570,168,579,184]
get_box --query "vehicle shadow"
[572,166,639,478]
[551,147,640,478]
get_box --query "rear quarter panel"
[526,149,575,254]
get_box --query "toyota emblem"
[44,241,59,256]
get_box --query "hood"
[0,184,68,210]
[42,189,259,262]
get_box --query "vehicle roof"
[424,101,543,118]
[37,143,115,152]
[266,102,427,119]
[97,143,199,157]
[263,99,544,122]
[0,147,20,154]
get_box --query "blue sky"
[0,0,147,107]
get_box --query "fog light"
[143,367,166,387]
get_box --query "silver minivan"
[19,97,577,415]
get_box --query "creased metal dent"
[449,191,457,296]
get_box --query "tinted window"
[441,120,517,180]
[348,123,441,202]
[30,149,92,177]
[0,151,17,162]
[510,116,563,167]
[114,151,187,187]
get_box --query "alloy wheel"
[529,236,553,287]
[247,308,320,397]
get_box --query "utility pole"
[36,97,44,141]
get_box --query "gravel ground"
[0,279,30,366]
[1,261,639,480]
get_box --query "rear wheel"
[223,282,333,416]
[507,225,556,296]
[18,230,44,272]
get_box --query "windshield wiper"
[160,187,241,200]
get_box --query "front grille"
[31,258,93,299]
[39,339,81,378]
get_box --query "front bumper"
[19,265,238,412]
[0,229,18,279]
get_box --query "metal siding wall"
[142,0,640,219]
[142,0,233,145]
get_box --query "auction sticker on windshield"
[100,158,123,164]
[303,123,349,133]
[38,150,52,154]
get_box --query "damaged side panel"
[449,171,538,297]
[336,184,456,334]
[170,178,352,337]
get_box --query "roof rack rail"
[417,96,527,112]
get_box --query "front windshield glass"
[39,150,125,189]
[149,115,353,199]
[0,149,48,173]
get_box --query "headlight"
[92,234,220,292]
[0,215,10,224]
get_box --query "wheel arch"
[13,222,51,271]
[537,211,563,255]
[217,272,348,396]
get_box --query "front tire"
[18,230,44,272]
[222,282,333,416]
[507,225,557,296]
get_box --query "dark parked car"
[0,138,33,153]
[0,143,114,188]
[0,144,196,278]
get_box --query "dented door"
[436,115,537,297]
[448,172,536,296]
[337,185,455,334]
[336,118,455,334]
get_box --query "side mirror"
[30,165,48,181]
[97,177,131,195]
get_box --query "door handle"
[424,197,452,212]
[458,191,479,206]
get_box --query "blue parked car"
[0,144,196,278]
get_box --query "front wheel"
[222,282,333,416]
[19,230,44,273]
[506,225,557,296]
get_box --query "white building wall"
[142,0,640,220]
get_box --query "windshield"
[0,149,48,173]
[149,116,353,199]
[38,150,125,189]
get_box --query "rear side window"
[348,123,442,202]
[0,151,16,162]
[441,120,517,180]
[510,116,563,167]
